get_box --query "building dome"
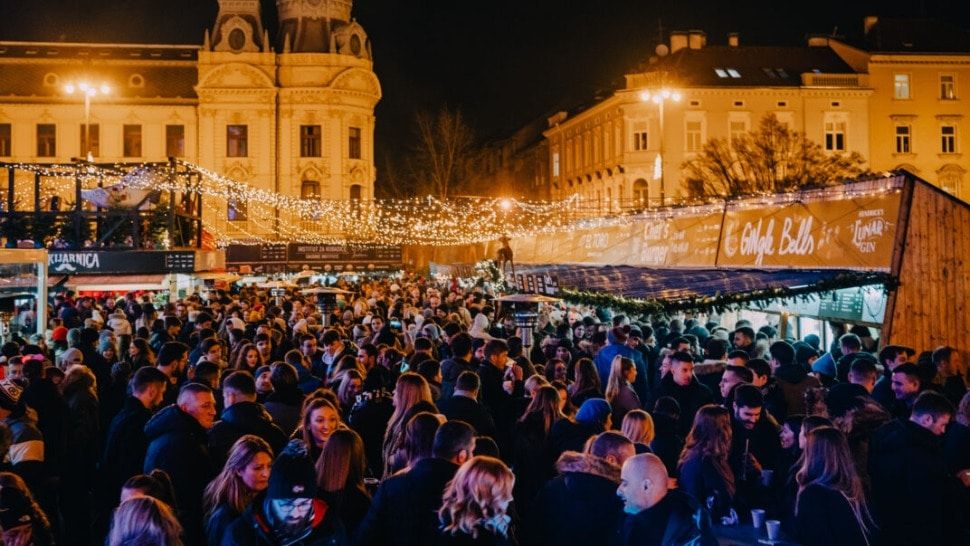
[277,0,366,53]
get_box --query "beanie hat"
[51,326,68,342]
[825,383,870,418]
[811,352,837,378]
[267,440,317,499]
[0,379,23,411]
[576,398,612,426]
[802,334,821,350]
[793,342,819,368]
[769,341,795,366]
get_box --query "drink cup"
[760,469,774,487]
[751,509,766,528]
[766,519,781,541]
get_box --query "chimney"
[670,31,688,53]
[727,32,739,47]
[864,16,878,35]
[688,30,706,50]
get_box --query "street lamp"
[495,293,561,349]
[639,88,681,206]
[64,81,111,162]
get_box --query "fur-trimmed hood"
[695,360,726,377]
[555,450,621,483]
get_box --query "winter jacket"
[6,412,45,490]
[650,413,684,477]
[646,374,714,436]
[62,383,99,480]
[774,364,820,417]
[609,383,641,423]
[693,360,725,403]
[208,401,288,469]
[264,388,305,437]
[143,404,215,543]
[222,496,346,546]
[440,357,476,400]
[794,484,870,546]
[355,457,459,546]
[436,394,497,438]
[594,333,650,403]
[677,454,734,519]
[523,451,624,546]
[318,486,371,540]
[99,396,153,507]
[510,413,556,509]
[548,418,602,461]
[206,503,242,546]
[618,488,718,546]
[868,418,961,546]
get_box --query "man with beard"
[729,384,781,512]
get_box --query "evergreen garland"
[559,271,898,316]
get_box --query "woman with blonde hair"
[316,428,371,537]
[107,496,183,546]
[382,372,435,476]
[677,404,735,518]
[337,369,364,416]
[437,456,516,545]
[621,409,655,453]
[203,435,273,546]
[794,426,872,546]
[604,355,640,424]
[0,472,53,546]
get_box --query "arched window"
[938,164,967,199]
[632,178,649,208]
[349,184,362,201]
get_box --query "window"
[777,101,788,107]
[894,125,911,154]
[226,125,248,157]
[824,118,846,151]
[733,100,745,107]
[123,124,142,157]
[632,179,649,206]
[36,124,56,157]
[348,127,361,159]
[43,73,59,87]
[715,68,729,78]
[301,180,320,200]
[128,74,144,88]
[726,69,741,78]
[685,120,703,152]
[894,74,911,99]
[633,122,648,151]
[79,124,100,157]
[941,125,957,154]
[941,75,956,100]
[300,125,321,157]
[166,125,185,157]
[349,184,362,201]
[0,124,11,156]
[730,120,748,146]
[715,68,741,78]
[552,152,560,177]
[227,198,247,221]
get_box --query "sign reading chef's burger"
[717,193,901,271]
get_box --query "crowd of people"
[0,274,966,546]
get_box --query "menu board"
[226,243,403,272]
[718,193,901,270]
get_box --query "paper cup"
[751,509,766,528]
[766,519,781,541]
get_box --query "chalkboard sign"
[818,288,866,322]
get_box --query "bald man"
[616,454,717,546]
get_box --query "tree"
[682,113,867,198]
[408,106,479,198]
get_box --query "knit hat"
[51,326,68,342]
[0,379,23,411]
[793,342,820,368]
[802,334,821,350]
[769,341,796,366]
[267,440,317,499]
[576,398,612,425]
[811,352,837,378]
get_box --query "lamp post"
[495,293,561,349]
[638,88,681,206]
[301,286,352,327]
[64,81,111,162]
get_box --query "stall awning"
[515,264,895,313]
[67,274,167,292]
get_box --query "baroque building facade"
[0,0,381,240]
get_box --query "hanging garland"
[473,259,510,291]
[558,271,899,316]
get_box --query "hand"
[746,454,763,475]
[511,363,524,381]
[958,469,970,488]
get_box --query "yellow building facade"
[0,0,380,241]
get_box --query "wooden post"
[7,167,14,213]
[75,164,83,246]
[33,172,40,246]
[195,172,203,249]
[167,157,176,248]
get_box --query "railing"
[802,73,864,87]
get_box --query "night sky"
[2,0,968,177]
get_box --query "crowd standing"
[0,274,965,546]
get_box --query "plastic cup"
[766,520,781,541]
[751,509,766,528]
[760,469,774,487]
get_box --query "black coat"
[318,486,371,539]
[205,503,242,546]
[62,384,99,479]
[208,401,288,469]
[264,388,304,438]
[99,396,153,507]
[678,454,734,519]
[355,458,459,546]
[649,414,684,477]
[618,489,717,546]
[646,374,714,436]
[868,419,961,545]
[22,378,67,471]
[510,413,556,509]
[477,362,523,455]
[440,357,476,400]
[523,451,623,546]
[548,419,602,461]
[144,404,215,543]
[794,484,869,546]
[222,496,346,546]
[436,394,497,438]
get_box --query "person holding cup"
[794,426,871,546]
